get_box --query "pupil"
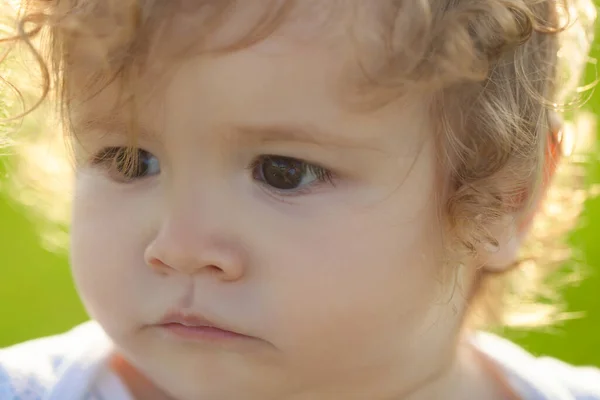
[262,157,304,190]
[116,149,150,178]
[136,151,151,176]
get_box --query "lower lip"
[158,323,250,342]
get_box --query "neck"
[402,341,518,400]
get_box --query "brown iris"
[256,156,306,190]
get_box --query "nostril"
[205,264,226,278]
[147,257,173,276]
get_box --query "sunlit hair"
[0,0,597,329]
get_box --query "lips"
[156,310,252,342]
[159,311,226,329]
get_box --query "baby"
[0,1,599,399]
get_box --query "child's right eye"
[92,146,160,183]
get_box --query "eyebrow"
[74,117,372,150]
[73,117,162,142]
[234,123,371,150]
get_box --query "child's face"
[69,5,471,399]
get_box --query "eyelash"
[91,147,159,183]
[90,147,336,196]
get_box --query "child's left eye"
[92,147,160,183]
[250,155,333,193]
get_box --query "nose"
[144,212,247,281]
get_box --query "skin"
[68,3,525,400]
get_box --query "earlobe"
[480,215,521,272]
[517,112,563,234]
[481,113,563,273]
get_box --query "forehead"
[66,0,433,151]
[71,28,429,148]
[68,4,434,159]
[66,0,397,102]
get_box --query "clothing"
[0,322,598,399]
[0,323,130,400]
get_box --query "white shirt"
[1,321,598,399]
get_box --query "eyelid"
[260,179,332,198]
[91,147,120,164]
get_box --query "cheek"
[69,175,155,329]
[250,149,447,359]
[262,192,444,356]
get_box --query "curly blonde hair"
[0,0,597,329]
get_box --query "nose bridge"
[144,181,246,280]
[167,171,233,239]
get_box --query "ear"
[482,113,562,272]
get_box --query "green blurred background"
[0,6,599,367]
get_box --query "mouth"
[155,310,253,343]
